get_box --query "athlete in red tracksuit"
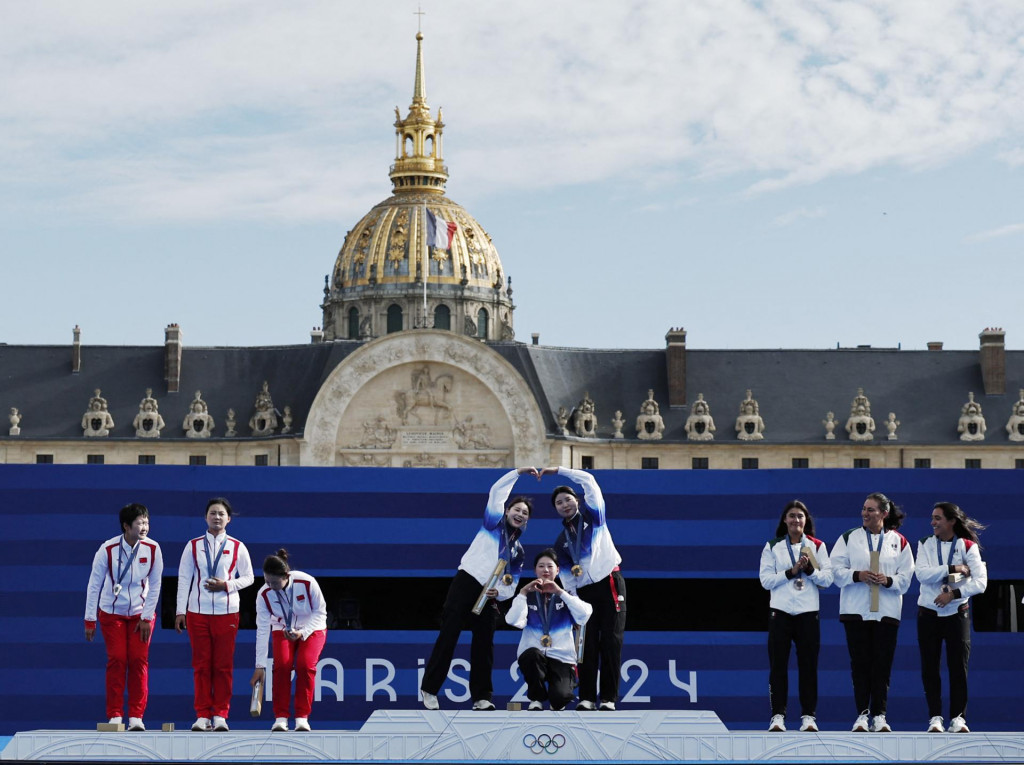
[84,503,163,731]
[251,549,327,732]
[175,497,254,732]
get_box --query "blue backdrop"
[1,465,1020,733]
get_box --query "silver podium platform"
[3,710,1023,763]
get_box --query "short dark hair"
[205,497,234,517]
[534,548,559,567]
[263,548,290,576]
[119,503,149,532]
[550,485,578,506]
[774,499,815,538]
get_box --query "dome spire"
[412,31,427,109]
[390,32,448,194]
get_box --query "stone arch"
[302,330,548,467]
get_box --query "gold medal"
[572,564,583,577]
[502,573,513,586]
[540,634,552,648]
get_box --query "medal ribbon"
[204,535,229,581]
[784,536,804,567]
[115,540,141,591]
[534,591,557,643]
[498,524,513,571]
[566,514,584,570]
[936,537,957,567]
[865,528,882,555]
[274,588,294,631]
[785,536,805,580]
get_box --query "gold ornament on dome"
[388,211,409,265]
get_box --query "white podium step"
[3,710,1023,763]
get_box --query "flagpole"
[423,206,428,325]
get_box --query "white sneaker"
[871,714,891,732]
[599,701,616,711]
[768,714,786,732]
[576,700,596,711]
[472,699,496,710]
[107,716,123,726]
[212,715,228,731]
[271,717,289,732]
[800,715,818,732]
[852,713,870,732]
[191,717,212,732]
[528,701,543,711]
[948,716,970,733]
[294,717,311,732]
[127,717,145,732]
[421,691,439,710]
[927,716,944,733]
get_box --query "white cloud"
[965,223,1024,242]
[1,0,1023,222]
[998,147,1024,167]
[772,206,826,227]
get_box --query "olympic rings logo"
[523,732,566,755]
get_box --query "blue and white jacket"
[506,588,592,666]
[553,467,622,594]
[458,469,527,601]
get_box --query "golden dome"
[320,32,514,342]
[331,192,505,292]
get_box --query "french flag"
[426,208,457,250]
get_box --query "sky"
[1,1,1023,352]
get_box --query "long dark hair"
[867,492,905,530]
[774,499,815,538]
[933,502,985,548]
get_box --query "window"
[35,454,54,464]
[791,458,809,469]
[386,304,403,333]
[641,457,659,470]
[965,458,982,469]
[254,454,269,466]
[347,307,360,339]
[580,455,594,470]
[137,455,156,465]
[476,308,488,339]
[691,457,709,470]
[914,458,932,469]
[87,454,104,465]
[1016,459,1024,470]
[189,456,207,466]
[853,458,870,469]
[741,458,759,470]
[433,304,451,331]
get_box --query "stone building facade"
[3,35,1024,472]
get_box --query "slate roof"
[2,339,1022,445]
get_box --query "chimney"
[927,341,943,351]
[71,325,81,373]
[164,323,182,393]
[979,327,1005,395]
[310,326,324,344]
[531,333,540,346]
[666,327,687,406]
